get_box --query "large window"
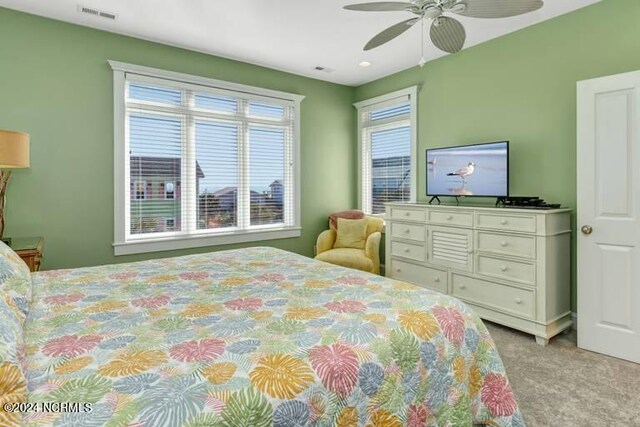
[356,87,417,215]
[111,62,302,255]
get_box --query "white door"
[577,70,640,363]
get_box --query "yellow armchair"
[314,216,384,274]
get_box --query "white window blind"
[357,88,417,215]
[111,62,303,254]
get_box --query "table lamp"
[0,130,30,244]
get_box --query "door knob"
[581,225,593,235]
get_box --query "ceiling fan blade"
[344,2,415,12]
[364,18,419,51]
[430,16,466,53]
[452,0,544,19]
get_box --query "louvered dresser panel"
[427,225,473,272]
[385,203,572,346]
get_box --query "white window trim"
[354,86,419,216]
[110,61,304,256]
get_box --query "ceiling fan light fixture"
[358,61,372,67]
[423,6,443,19]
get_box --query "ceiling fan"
[344,0,544,63]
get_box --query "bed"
[1,245,523,426]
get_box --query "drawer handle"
[404,229,411,234]
[404,212,411,217]
[404,248,410,253]
[395,268,401,273]
[500,241,508,247]
[500,265,508,272]
[459,284,466,290]
[515,298,523,305]
[434,277,440,283]
[500,219,508,225]
[446,215,453,220]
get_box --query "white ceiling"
[1,0,600,86]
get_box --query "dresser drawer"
[389,207,426,222]
[452,274,535,319]
[389,222,426,242]
[477,255,536,286]
[389,260,447,294]
[429,210,473,227]
[390,240,426,262]
[477,232,536,260]
[476,213,536,233]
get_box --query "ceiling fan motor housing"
[423,6,443,19]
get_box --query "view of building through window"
[126,82,291,237]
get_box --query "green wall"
[0,7,357,269]
[355,0,640,310]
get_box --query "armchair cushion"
[334,218,368,250]
[315,248,374,272]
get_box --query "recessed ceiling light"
[358,61,371,67]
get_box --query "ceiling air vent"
[77,5,117,20]
[313,66,335,74]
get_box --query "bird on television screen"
[447,162,475,182]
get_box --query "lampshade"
[0,130,30,168]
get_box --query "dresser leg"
[535,336,549,346]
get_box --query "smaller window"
[355,87,418,215]
[164,218,176,230]
[165,181,175,200]
[134,180,147,200]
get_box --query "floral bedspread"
[22,247,523,426]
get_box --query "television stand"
[428,196,441,205]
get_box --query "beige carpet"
[486,322,640,426]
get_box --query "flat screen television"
[426,141,509,198]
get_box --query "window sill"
[113,226,302,256]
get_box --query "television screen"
[426,141,509,197]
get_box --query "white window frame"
[110,61,304,256]
[354,86,419,216]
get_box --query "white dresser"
[385,203,572,345]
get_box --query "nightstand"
[12,237,44,272]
